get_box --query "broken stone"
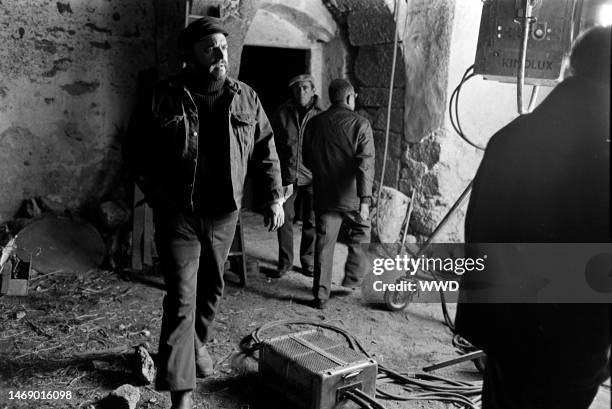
[19,198,42,218]
[15,311,26,320]
[101,384,140,409]
[140,329,151,337]
[133,345,156,385]
[37,195,65,214]
[98,201,129,231]
[398,158,428,195]
[407,136,441,168]
[372,186,410,243]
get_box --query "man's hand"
[264,202,285,232]
[359,202,370,222]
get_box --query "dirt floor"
[0,211,610,409]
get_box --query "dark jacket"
[124,72,283,211]
[271,96,324,186]
[303,104,375,213]
[455,75,610,392]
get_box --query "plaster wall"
[0,0,155,222]
[425,0,554,241]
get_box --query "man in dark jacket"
[124,17,284,409]
[455,26,610,409]
[303,79,375,309]
[269,74,324,278]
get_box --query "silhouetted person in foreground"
[456,26,611,409]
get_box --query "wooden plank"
[142,204,154,266]
[131,185,145,271]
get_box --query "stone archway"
[242,0,343,105]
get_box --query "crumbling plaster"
[0,0,155,222]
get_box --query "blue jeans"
[154,209,238,391]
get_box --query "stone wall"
[0,0,155,222]
[326,0,463,241]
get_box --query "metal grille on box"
[259,330,378,409]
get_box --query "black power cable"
[342,390,375,409]
[243,319,482,409]
[448,65,485,151]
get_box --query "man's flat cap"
[288,74,315,88]
[179,16,228,49]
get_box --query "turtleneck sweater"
[189,74,237,215]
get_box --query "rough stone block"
[398,158,428,194]
[102,384,140,409]
[358,87,403,108]
[373,108,403,133]
[374,131,402,159]
[355,44,405,87]
[348,10,395,46]
[372,186,410,243]
[133,345,156,385]
[420,172,440,197]
[406,136,441,168]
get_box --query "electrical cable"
[516,1,537,115]
[242,319,482,409]
[374,0,401,242]
[527,84,539,112]
[448,65,485,150]
[342,390,375,409]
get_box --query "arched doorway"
[239,0,345,210]
[238,0,343,114]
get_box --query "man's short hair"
[570,25,611,83]
[329,79,354,104]
[288,74,315,88]
[178,16,228,51]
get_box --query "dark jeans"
[313,210,371,301]
[277,184,315,271]
[154,209,238,391]
[482,355,600,409]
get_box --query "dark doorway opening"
[239,46,310,117]
[239,46,310,211]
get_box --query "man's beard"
[191,60,228,81]
[208,61,228,80]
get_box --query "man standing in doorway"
[124,17,284,409]
[269,74,324,278]
[303,79,375,309]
